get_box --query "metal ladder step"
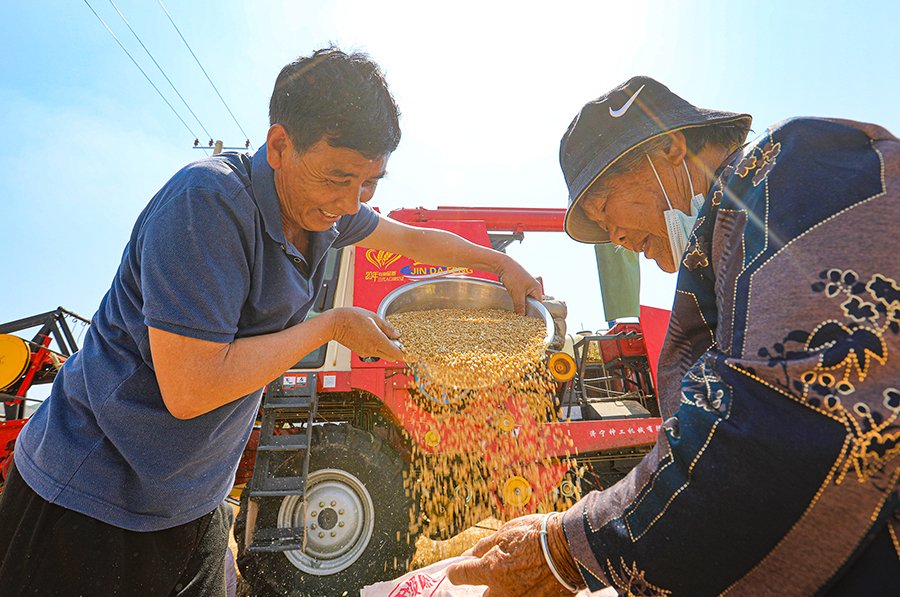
[246,372,318,553]
[247,527,306,553]
[254,473,307,493]
[256,433,310,451]
[261,396,312,411]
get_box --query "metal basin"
[376,278,554,345]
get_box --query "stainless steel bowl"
[376,278,554,345]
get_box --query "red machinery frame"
[0,308,90,482]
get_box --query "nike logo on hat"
[609,84,646,118]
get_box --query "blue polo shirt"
[15,145,378,531]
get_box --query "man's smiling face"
[267,125,388,234]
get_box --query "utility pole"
[195,139,248,154]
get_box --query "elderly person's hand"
[496,257,543,315]
[445,513,585,597]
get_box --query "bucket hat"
[560,76,752,243]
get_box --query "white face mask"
[646,154,704,269]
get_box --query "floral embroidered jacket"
[561,118,900,596]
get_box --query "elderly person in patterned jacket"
[448,76,899,595]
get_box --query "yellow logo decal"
[365,249,402,270]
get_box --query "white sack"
[361,555,613,596]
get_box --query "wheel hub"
[277,468,375,576]
[317,508,338,530]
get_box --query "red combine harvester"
[0,308,91,483]
[234,206,666,596]
[0,208,667,596]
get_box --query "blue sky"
[2,0,898,331]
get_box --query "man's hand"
[445,514,584,597]
[497,257,543,315]
[329,307,405,361]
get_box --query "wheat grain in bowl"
[387,307,546,390]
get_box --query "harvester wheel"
[235,424,414,597]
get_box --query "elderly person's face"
[580,131,729,274]
[582,158,677,271]
[581,132,697,273]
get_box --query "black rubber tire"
[235,424,415,597]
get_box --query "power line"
[107,0,213,143]
[157,0,253,149]
[81,0,204,148]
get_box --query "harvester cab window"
[292,247,343,369]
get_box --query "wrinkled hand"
[497,258,543,315]
[329,307,405,361]
[445,514,582,597]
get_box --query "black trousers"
[0,459,227,597]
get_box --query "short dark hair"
[269,47,401,159]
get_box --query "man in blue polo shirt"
[0,48,542,595]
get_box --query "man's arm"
[150,306,403,419]
[361,214,543,313]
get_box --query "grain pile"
[391,308,547,391]
[387,307,578,544]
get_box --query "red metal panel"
[548,419,663,455]
[600,322,647,362]
[0,419,27,481]
[640,305,672,391]
[351,219,496,341]
[388,206,566,232]
[348,367,395,397]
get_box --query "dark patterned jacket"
[562,118,900,596]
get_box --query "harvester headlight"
[502,476,533,508]
[548,352,576,382]
[424,429,441,447]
